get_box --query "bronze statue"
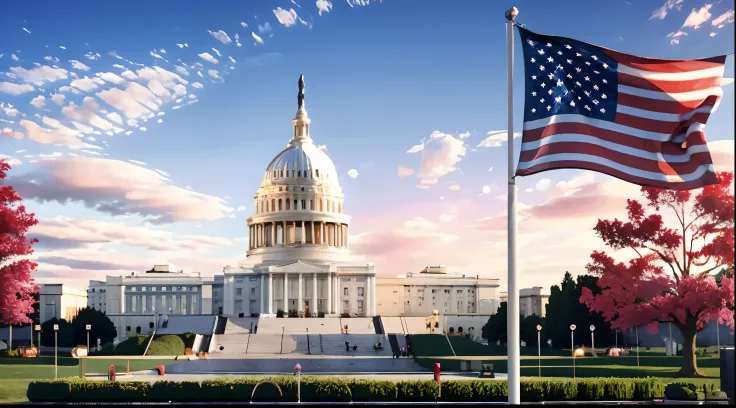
[298,74,305,109]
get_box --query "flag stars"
[557,51,563,55]
[532,91,537,96]
[602,63,609,69]
[547,56,554,63]
[538,49,546,55]
[591,55,598,60]
[593,85,599,90]
[539,65,546,71]
[548,73,555,80]
[567,74,573,79]
[547,105,552,111]
[584,105,591,111]
[584,76,590,81]
[527,40,536,46]
[602,79,608,84]
[600,108,606,113]
[592,99,599,105]
[601,93,607,99]
[555,64,563,71]
[556,79,564,87]
[531,108,536,113]
[575,67,582,73]
[531,75,537,80]
[565,44,572,49]
[570,101,576,107]
[540,82,546,88]
[540,98,545,103]
[546,42,552,47]
[548,89,553,95]
[554,96,562,103]
[530,57,536,63]
[593,70,600,75]
[575,81,581,87]
[585,61,591,66]
[566,59,573,64]
[576,52,582,57]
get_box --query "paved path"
[164,357,426,374]
[89,372,506,382]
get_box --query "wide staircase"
[318,334,393,357]
[255,318,342,334]
[224,317,259,334]
[339,317,375,334]
[372,316,384,335]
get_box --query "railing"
[245,334,251,354]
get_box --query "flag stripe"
[616,104,715,123]
[520,133,710,161]
[525,114,672,141]
[606,50,727,73]
[521,122,707,153]
[618,84,723,102]
[615,112,711,134]
[618,72,723,93]
[517,153,714,181]
[617,93,720,114]
[616,63,726,81]
[516,160,718,190]
[519,140,713,174]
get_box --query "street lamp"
[635,326,640,367]
[53,324,59,379]
[86,324,92,351]
[536,324,542,377]
[590,325,596,357]
[570,324,577,379]
[34,325,41,353]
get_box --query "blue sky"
[1,0,734,290]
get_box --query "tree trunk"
[678,317,705,377]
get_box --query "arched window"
[149,322,154,329]
[271,199,275,211]
[278,199,283,211]
[287,170,290,177]
[338,203,342,213]
[316,169,320,178]
[301,187,305,192]
[126,326,131,332]
[280,170,284,177]
[286,199,291,210]
[136,326,141,334]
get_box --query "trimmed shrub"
[201,378,258,401]
[665,383,696,401]
[26,379,73,402]
[113,335,149,355]
[347,379,397,402]
[148,381,201,402]
[147,335,185,356]
[301,377,351,402]
[396,380,439,402]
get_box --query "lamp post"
[86,324,91,351]
[669,322,673,356]
[716,321,721,356]
[570,324,576,379]
[536,324,542,377]
[53,324,59,379]
[34,325,41,353]
[590,325,596,357]
[635,326,640,367]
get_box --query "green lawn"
[0,357,182,403]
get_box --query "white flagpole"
[505,6,521,405]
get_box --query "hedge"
[146,335,185,356]
[27,376,672,402]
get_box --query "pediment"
[269,260,331,273]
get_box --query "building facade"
[87,280,107,313]
[39,284,88,324]
[375,266,500,317]
[499,286,549,317]
[222,76,376,318]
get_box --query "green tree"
[482,302,508,343]
[40,317,74,347]
[521,315,544,347]
[71,307,117,347]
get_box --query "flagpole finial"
[505,7,519,21]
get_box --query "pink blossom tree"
[581,172,735,377]
[0,160,39,326]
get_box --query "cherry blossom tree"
[581,172,735,377]
[0,160,39,326]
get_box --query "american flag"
[516,26,727,190]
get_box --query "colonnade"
[249,221,348,249]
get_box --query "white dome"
[264,142,339,187]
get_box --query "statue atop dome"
[298,74,305,109]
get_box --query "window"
[431,289,436,293]
[126,326,131,332]
[343,300,349,313]
[236,288,242,296]
[457,289,462,294]
[149,322,154,329]
[286,199,291,210]
[236,278,244,284]
[444,289,450,294]
[272,199,275,211]
[136,326,141,334]
[301,200,306,210]
[357,287,364,297]
[358,300,364,315]
[249,277,258,281]
[279,199,283,211]
[316,169,320,177]
[301,187,305,191]
[418,289,424,293]
[343,287,348,296]
[251,288,256,296]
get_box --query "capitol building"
[65,76,503,339]
[222,75,377,318]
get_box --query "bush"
[27,376,669,402]
[113,335,150,355]
[146,335,185,356]
[0,348,19,357]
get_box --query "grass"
[0,356,183,403]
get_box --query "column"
[311,221,315,244]
[333,223,337,247]
[283,274,289,313]
[271,223,276,247]
[371,275,377,316]
[258,225,262,247]
[366,276,371,316]
[312,273,318,316]
[345,225,349,248]
[260,274,265,314]
[301,221,306,244]
[298,274,303,314]
[321,223,326,244]
[282,221,287,246]
[327,273,332,315]
[248,226,252,249]
[268,274,273,314]
[333,276,339,314]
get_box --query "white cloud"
[316,0,332,15]
[397,166,414,178]
[9,65,69,85]
[175,65,190,76]
[208,30,232,44]
[19,118,97,150]
[237,205,247,212]
[30,95,46,108]
[228,56,236,64]
[212,48,223,57]
[415,131,466,187]
[710,32,717,37]
[448,184,461,191]
[258,22,272,33]
[273,8,302,27]
[439,213,456,223]
[106,112,122,124]
[70,76,103,92]
[406,143,424,153]
[176,43,188,49]
[22,27,31,34]
[252,32,264,45]
[649,0,683,20]
[666,30,688,44]
[347,168,359,178]
[120,70,138,80]
[61,97,113,130]
[208,69,223,81]
[477,130,521,148]
[712,9,734,26]
[191,82,204,89]
[481,185,491,194]
[96,83,159,119]
[47,94,64,107]
[0,82,35,95]
[240,22,248,28]
[96,72,126,85]
[11,54,19,61]
[535,178,551,192]
[198,52,219,64]
[458,131,471,139]
[682,4,713,29]
[69,60,91,71]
